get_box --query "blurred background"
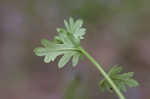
[0,0,150,99]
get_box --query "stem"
[78,47,125,99]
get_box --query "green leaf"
[69,17,74,32]
[125,79,139,87]
[44,55,52,63]
[99,66,139,92]
[115,72,134,80]
[44,52,63,63]
[58,52,74,68]
[64,20,70,32]
[109,66,123,76]
[41,39,52,47]
[34,17,86,68]
[99,80,105,92]
[72,53,80,67]
[64,17,86,42]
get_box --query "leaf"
[72,53,80,67]
[44,55,53,63]
[69,17,74,32]
[34,17,86,68]
[99,80,105,92]
[64,20,70,32]
[125,79,139,87]
[58,52,74,68]
[44,52,63,63]
[41,39,52,47]
[115,80,127,92]
[109,66,123,76]
[115,72,134,80]
[99,66,139,92]
[64,17,86,41]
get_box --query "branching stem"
[78,47,125,99]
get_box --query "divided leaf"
[99,66,139,92]
[58,52,75,68]
[34,17,86,68]
[64,17,86,40]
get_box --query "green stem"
[78,47,125,99]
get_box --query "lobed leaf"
[34,17,86,68]
[99,66,139,92]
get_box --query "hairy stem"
[78,47,125,99]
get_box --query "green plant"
[34,17,139,99]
